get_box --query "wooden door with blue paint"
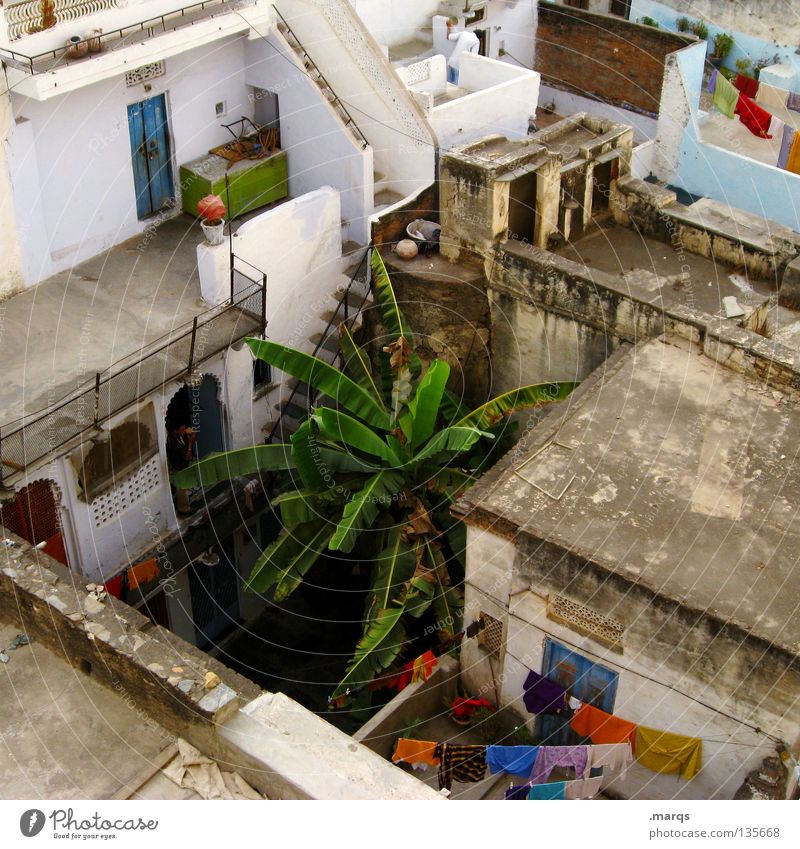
[127,94,174,219]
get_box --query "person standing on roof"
[446,17,480,86]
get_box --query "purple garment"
[787,92,800,113]
[505,784,530,801]
[529,746,589,785]
[707,68,718,94]
[522,670,567,715]
[778,125,796,170]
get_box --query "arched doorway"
[164,374,224,471]
[0,479,70,567]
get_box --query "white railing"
[5,0,123,41]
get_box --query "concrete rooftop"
[457,337,800,655]
[0,215,258,430]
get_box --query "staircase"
[268,250,374,443]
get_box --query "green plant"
[712,32,734,59]
[691,20,709,41]
[639,16,659,28]
[174,250,577,703]
[735,57,753,76]
[675,16,690,33]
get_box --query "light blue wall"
[630,0,800,90]
[674,119,800,232]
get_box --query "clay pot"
[65,36,89,60]
[87,29,103,54]
[394,239,418,260]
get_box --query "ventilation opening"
[477,612,504,657]
[547,594,624,653]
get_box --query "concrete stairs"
[269,267,374,442]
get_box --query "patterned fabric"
[529,746,588,785]
[435,743,487,791]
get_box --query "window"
[609,0,632,19]
[253,358,272,392]
[537,638,618,745]
[564,0,589,9]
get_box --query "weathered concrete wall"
[535,1,693,113]
[371,183,437,247]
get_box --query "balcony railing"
[0,0,256,75]
[0,277,265,481]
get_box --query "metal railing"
[272,5,369,150]
[266,247,372,443]
[0,279,266,481]
[0,0,256,74]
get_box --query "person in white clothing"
[446,18,480,86]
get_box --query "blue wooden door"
[537,638,618,746]
[127,94,174,219]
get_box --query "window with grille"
[477,612,504,657]
[547,594,625,652]
[609,0,632,19]
[90,455,162,527]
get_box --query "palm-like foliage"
[173,250,577,702]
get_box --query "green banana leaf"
[412,426,493,465]
[365,526,416,622]
[172,444,294,489]
[247,338,391,430]
[338,322,385,407]
[400,359,450,450]
[332,606,407,699]
[311,408,401,466]
[456,382,578,430]
[244,521,334,595]
[370,250,414,344]
[271,489,340,527]
[329,469,404,553]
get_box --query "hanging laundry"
[529,746,588,785]
[505,784,531,800]
[768,115,785,140]
[712,73,739,119]
[392,739,440,767]
[734,73,759,99]
[450,696,494,723]
[757,82,789,112]
[735,93,774,138]
[635,726,703,780]
[568,696,582,711]
[787,92,800,113]
[522,670,567,715]
[126,558,159,591]
[707,68,718,95]
[486,746,540,777]
[527,781,566,800]
[570,703,637,749]
[586,742,633,782]
[103,573,125,600]
[564,776,603,800]
[786,132,800,175]
[435,743,487,791]
[778,125,796,170]
[411,650,438,684]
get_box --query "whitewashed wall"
[7,34,252,286]
[348,0,440,49]
[461,526,785,800]
[244,31,373,245]
[431,53,540,150]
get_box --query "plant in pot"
[735,57,754,78]
[710,32,734,69]
[675,17,690,33]
[691,20,709,41]
[197,195,226,246]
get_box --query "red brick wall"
[535,2,694,114]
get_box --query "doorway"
[0,479,70,567]
[127,93,175,220]
[508,171,537,245]
[592,158,618,217]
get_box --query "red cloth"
[451,697,494,720]
[735,93,773,138]
[734,73,759,99]
[103,574,125,599]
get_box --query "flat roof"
[456,337,800,654]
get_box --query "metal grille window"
[477,612,504,657]
[547,594,625,652]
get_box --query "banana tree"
[173,250,577,703]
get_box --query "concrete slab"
[556,221,772,318]
[0,619,174,799]
[458,337,800,653]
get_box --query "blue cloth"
[522,670,567,715]
[486,746,540,776]
[505,784,530,801]
[527,781,566,800]
[787,92,800,113]
[707,68,718,94]
[778,124,796,170]
[447,65,458,85]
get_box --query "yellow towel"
[786,133,800,174]
[636,726,702,780]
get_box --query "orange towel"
[392,738,440,767]
[570,703,637,750]
[411,650,438,684]
[127,558,159,591]
[787,133,800,175]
